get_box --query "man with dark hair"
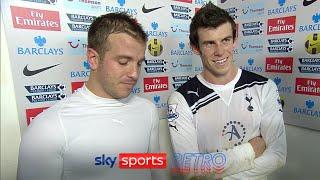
[18,12,161,180]
[168,2,286,179]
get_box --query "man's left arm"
[233,79,287,179]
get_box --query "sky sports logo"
[267,16,296,35]
[94,153,167,169]
[11,6,61,31]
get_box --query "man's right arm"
[167,91,265,178]
[17,109,66,180]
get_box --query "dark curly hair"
[189,2,236,48]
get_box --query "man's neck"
[201,66,238,85]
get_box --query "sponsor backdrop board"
[218,0,320,130]
[1,0,319,133]
[1,0,215,134]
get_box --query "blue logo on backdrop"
[170,21,189,38]
[21,0,57,5]
[153,95,168,109]
[170,42,193,56]
[170,59,193,73]
[195,0,207,5]
[299,13,320,32]
[241,2,265,19]
[239,39,263,53]
[145,22,168,38]
[70,60,90,78]
[267,0,297,16]
[239,58,263,72]
[25,84,66,93]
[106,0,137,15]
[17,36,64,56]
[273,77,292,94]
[293,100,319,118]
[131,87,141,94]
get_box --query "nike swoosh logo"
[23,64,60,76]
[303,0,317,6]
[142,4,164,13]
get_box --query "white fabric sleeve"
[229,79,287,179]
[17,108,67,180]
[167,91,255,178]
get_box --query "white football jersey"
[168,69,286,179]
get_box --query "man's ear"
[232,37,238,49]
[87,48,99,70]
[191,44,201,55]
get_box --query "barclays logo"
[145,22,168,38]
[293,100,319,118]
[273,77,292,93]
[17,36,63,56]
[239,58,263,72]
[106,0,137,15]
[298,13,320,32]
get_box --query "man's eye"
[118,60,128,65]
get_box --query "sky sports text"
[94,153,167,169]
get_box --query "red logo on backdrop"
[174,0,192,3]
[144,77,169,92]
[267,16,296,35]
[26,107,49,125]
[119,153,167,169]
[11,6,61,31]
[71,81,85,93]
[265,57,293,73]
[295,78,320,96]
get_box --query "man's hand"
[248,136,266,158]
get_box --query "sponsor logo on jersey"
[267,16,296,35]
[265,57,293,73]
[25,107,49,125]
[295,78,320,96]
[144,77,169,92]
[106,0,137,15]
[293,99,319,118]
[222,121,246,146]
[11,6,61,31]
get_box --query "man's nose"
[214,44,225,56]
[128,64,140,80]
